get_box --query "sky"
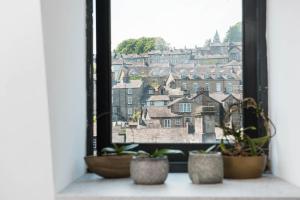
[110,0,242,50]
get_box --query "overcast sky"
[95,0,242,51]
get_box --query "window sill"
[57,173,300,200]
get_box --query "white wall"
[0,1,55,200]
[268,0,300,188]
[41,0,87,193]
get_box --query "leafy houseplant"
[85,144,138,178]
[188,145,223,184]
[130,149,184,185]
[220,97,276,179]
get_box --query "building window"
[193,83,199,93]
[112,107,117,114]
[164,119,171,128]
[227,83,233,93]
[94,0,267,172]
[150,101,154,105]
[148,89,154,94]
[127,96,132,104]
[179,103,192,113]
[216,82,222,92]
[205,82,210,91]
[175,118,181,126]
[127,107,133,115]
[182,82,187,90]
[127,88,132,95]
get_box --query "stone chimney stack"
[201,106,216,143]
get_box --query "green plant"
[197,145,217,154]
[220,97,276,156]
[137,149,184,158]
[101,144,139,156]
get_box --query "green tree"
[115,37,168,54]
[223,22,242,43]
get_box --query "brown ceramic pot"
[85,155,132,178]
[223,155,267,179]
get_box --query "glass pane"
[111,0,243,143]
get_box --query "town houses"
[111,32,243,143]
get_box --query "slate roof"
[112,80,143,89]
[147,107,180,118]
[148,95,170,101]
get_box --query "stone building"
[112,79,143,121]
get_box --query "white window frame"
[227,82,233,93]
[127,107,133,115]
[175,118,181,126]
[148,89,154,94]
[127,88,132,95]
[164,119,171,128]
[127,96,132,105]
[205,82,210,91]
[179,103,192,112]
[216,82,222,92]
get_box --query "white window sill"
[57,173,300,200]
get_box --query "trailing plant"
[220,97,276,156]
[137,148,184,158]
[101,144,139,156]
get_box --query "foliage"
[115,37,169,54]
[197,145,217,154]
[101,144,139,156]
[223,22,242,43]
[129,75,142,80]
[220,97,276,156]
[137,149,184,158]
[131,111,141,122]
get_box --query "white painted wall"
[0,1,55,200]
[268,0,300,188]
[41,0,87,193]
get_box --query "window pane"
[111,0,243,143]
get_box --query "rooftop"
[112,80,143,89]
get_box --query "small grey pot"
[130,156,169,185]
[188,151,223,184]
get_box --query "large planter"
[188,151,223,184]
[130,156,169,185]
[223,155,267,179]
[85,155,132,178]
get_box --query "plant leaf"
[152,149,184,158]
[122,144,139,151]
[101,147,116,153]
[251,135,271,147]
[120,150,137,155]
[205,145,217,153]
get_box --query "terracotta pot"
[85,155,132,178]
[130,156,169,185]
[223,155,267,179]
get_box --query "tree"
[223,22,242,43]
[115,37,169,54]
[204,39,211,47]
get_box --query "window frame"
[90,0,268,172]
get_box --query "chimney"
[201,106,216,143]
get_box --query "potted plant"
[188,145,223,184]
[220,97,276,179]
[85,144,138,178]
[130,149,184,185]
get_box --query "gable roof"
[147,107,180,118]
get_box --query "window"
[227,83,233,94]
[127,88,132,95]
[205,82,210,92]
[92,0,268,172]
[216,82,222,92]
[193,83,199,93]
[127,96,132,104]
[148,89,154,94]
[179,103,192,113]
[127,107,133,115]
[182,82,187,90]
[163,119,171,128]
[175,118,181,126]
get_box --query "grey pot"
[188,151,223,184]
[130,156,169,185]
